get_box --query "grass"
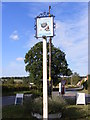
[2,105,25,118]
[62,105,89,120]
[2,105,37,120]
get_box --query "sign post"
[43,36,48,119]
[35,10,55,119]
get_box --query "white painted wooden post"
[43,36,48,119]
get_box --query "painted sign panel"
[36,17,54,38]
[61,80,66,85]
[15,94,23,105]
[76,93,85,105]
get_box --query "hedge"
[2,84,29,92]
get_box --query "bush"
[65,98,76,105]
[23,96,67,115]
[32,97,43,114]
[31,90,42,99]
[48,96,67,114]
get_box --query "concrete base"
[32,112,62,119]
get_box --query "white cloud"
[52,8,88,76]
[10,30,19,40]
[16,57,24,61]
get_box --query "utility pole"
[49,6,52,97]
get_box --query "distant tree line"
[1,76,29,80]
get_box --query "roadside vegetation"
[2,77,42,97]
[2,74,88,96]
[2,95,89,120]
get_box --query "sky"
[1,2,88,77]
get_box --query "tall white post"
[43,36,48,120]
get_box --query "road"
[2,96,15,106]
[1,90,90,106]
[1,94,32,107]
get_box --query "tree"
[71,72,80,85]
[24,42,72,86]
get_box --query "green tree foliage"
[7,77,14,84]
[22,77,29,85]
[72,72,80,85]
[24,42,72,85]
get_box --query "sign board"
[76,93,85,105]
[36,17,54,38]
[61,80,66,85]
[15,94,23,105]
[59,83,61,93]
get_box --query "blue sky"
[1,2,88,77]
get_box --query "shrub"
[32,97,43,114]
[48,96,67,114]
[23,96,67,115]
[31,90,42,99]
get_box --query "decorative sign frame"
[35,12,55,38]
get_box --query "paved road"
[2,94,32,107]
[1,90,90,106]
[2,96,15,106]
